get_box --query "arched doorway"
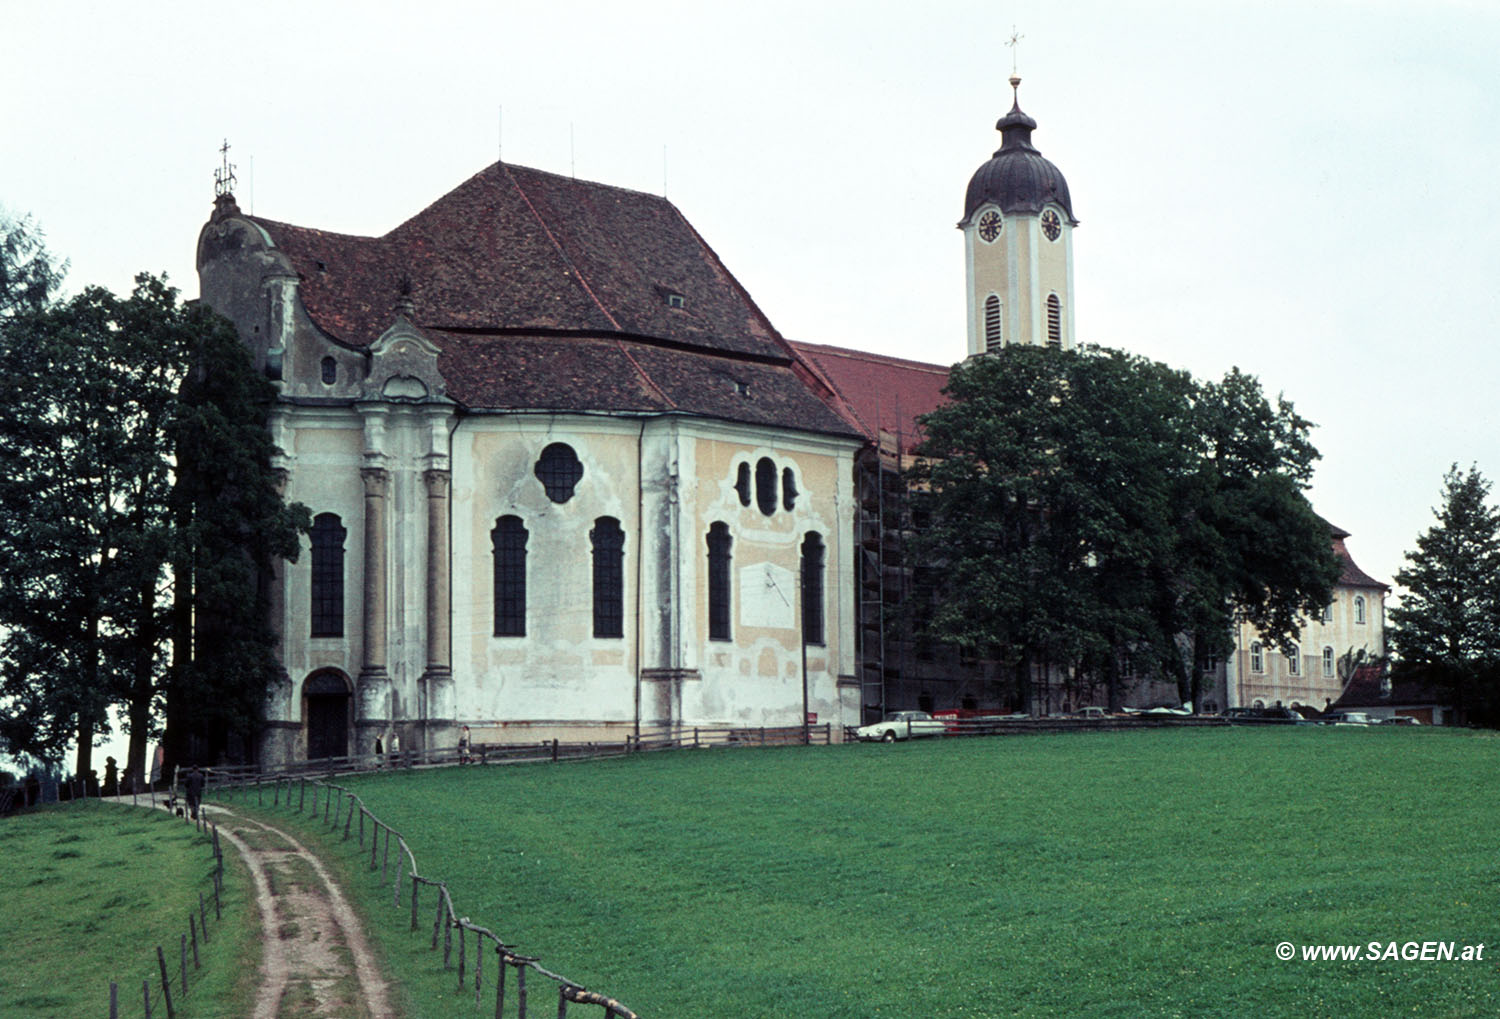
[304,671,352,760]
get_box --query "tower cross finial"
[214,138,238,199]
[1006,26,1024,76]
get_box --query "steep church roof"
[231,162,858,437]
[791,342,951,455]
[962,78,1077,225]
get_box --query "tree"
[1388,466,1500,724]
[0,276,191,772]
[163,307,309,771]
[0,211,66,320]
[908,345,1338,711]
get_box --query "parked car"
[1322,711,1377,726]
[856,711,946,742]
[1380,715,1421,725]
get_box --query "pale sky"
[5,0,1497,627]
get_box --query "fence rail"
[204,723,832,787]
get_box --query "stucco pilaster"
[357,466,391,729]
[421,468,454,722]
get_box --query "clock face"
[978,210,1002,243]
[1041,209,1062,242]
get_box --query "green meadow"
[0,799,257,1019]
[238,728,1500,1018]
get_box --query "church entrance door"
[305,672,351,760]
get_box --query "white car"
[856,711,946,742]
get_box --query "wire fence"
[106,808,227,1019]
[203,727,827,1019]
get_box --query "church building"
[197,162,869,764]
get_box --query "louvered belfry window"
[984,295,1002,351]
[1046,293,1062,348]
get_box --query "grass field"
[0,799,258,1019]
[247,727,1500,1018]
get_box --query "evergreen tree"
[163,307,309,770]
[1389,466,1500,723]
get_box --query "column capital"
[360,466,390,498]
[422,469,451,498]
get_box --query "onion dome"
[961,76,1077,226]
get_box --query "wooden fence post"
[109,979,117,1019]
[143,979,152,1019]
[190,914,200,968]
[410,872,420,930]
[199,892,209,944]
[432,885,444,950]
[370,819,379,869]
[457,922,466,989]
[443,889,454,968]
[156,945,175,1019]
[299,777,306,812]
[517,962,527,1017]
[495,950,506,1019]
[180,934,188,998]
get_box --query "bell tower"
[959,74,1078,355]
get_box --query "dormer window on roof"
[666,292,686,309]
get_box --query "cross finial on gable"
[214,139,238,199]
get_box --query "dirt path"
[206,804,396,1019]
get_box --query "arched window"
[707,522,732,641]
[1355,596,1366,624]
[591,517,625,638]
[782,468,799,511]
[1322,646,1335,677]
[534,443,583,503]
[1287,644,1300,676]
[310,513,346,637]
[984,294,1002,351]
[801,532,825,646]
[1250,642,1264,673]
[1046,293,1062,348]
[491,516,528,637]
[734,463,752,507]
[755,457,777,516]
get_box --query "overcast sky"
[5,0,1497,613]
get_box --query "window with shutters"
[984,294,1002,351]
[801,532,825,645]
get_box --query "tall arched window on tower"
[591,517,625,638]
[707,522,732,641]
[310,513,346,637]
[984,294,1002,351]
[491,515,528,637]
[1046,293,1062,348]
[1355,596,1366,624]
[801,531,825,646]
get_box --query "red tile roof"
[790,341,953,455]
[1331,532,1388,590]
[245,162,859,437]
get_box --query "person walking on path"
[184,764,206,820]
